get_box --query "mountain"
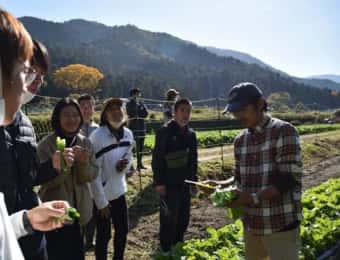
[20,16,340,108]
[205,46,289,76]
[308,75,340,84]
[205,46,340,91]
[293,77,340,91]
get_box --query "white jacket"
[0,193,25,260]
[89,126,134,209]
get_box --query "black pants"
[159,185,191,252]
[135,135,145,168]
[46,223,84,260]
[84,201,96,248]
[95,195,129,260]
[19,234,47,260]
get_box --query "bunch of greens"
[210,188,243,221]
[56,137,68,174]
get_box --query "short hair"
[0,8,33,83]
[77,94,95,105]
[32,39,49,74]
[51,97,83,137]
[174,97,192,112]
[129,88,140,96]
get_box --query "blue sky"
[1,0,339,77]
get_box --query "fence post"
[217,98,224,175]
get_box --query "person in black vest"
[126,88,148,170]
[152,97,198,252]
[0,9,73,260]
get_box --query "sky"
[1,0,339,77]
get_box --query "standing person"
[0,194,70,260]
[78,93,99,251]
[163,88,179,124]
[90,98,134,260]
[126,88,148,170]
[37,98,98,260]
[206,82,302,260]
[78,94,99,138]
[21,39,49,105]
[0,9,65,260]
[152,98,198,252]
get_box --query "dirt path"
[86,156,340,260]
[140,130,340,164]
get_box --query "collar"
[168,119,189,134]
[249,114,271,134]
[104,124,125,141]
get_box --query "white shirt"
[89,126,134,209]
[0,193,25,260]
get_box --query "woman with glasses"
[37,97,98,260]
[0,8,70,260]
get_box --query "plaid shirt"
[234,115,302,235]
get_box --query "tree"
[53,64,104,94]
[267,92,291,112]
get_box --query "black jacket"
[126,98,148,136]
[0,111,58,258]
[152,120,198,186]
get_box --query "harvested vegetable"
[56,137,68,174]
[210,188,243,221]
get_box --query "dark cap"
[224,82,263,113]
[129,88,140,96]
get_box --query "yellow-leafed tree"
[53,64,104,94]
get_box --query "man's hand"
[98,205,111,219]
[227,189,253,208]
[155,185,166,197]
[190,185,198,197]
[258,186,281,201]
[116,159,129,172]
[26,201,69,231]
[73,145,90,163]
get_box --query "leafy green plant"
[155,178,340,260]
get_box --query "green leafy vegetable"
[56,137,68,174]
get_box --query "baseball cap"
[224,82,263,113]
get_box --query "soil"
[86,156,340,260]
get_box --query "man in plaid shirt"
[208,82,302,260]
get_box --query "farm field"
[85,129,340,260]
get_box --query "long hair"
[51,97,84,137]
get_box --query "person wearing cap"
[0,9,70,260]
[163,88,179,123]
[152,97,198,252]
[89,98,134,260]
[126,88,149,170]
[205,82,302,260]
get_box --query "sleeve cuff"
[9,210,29,239]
